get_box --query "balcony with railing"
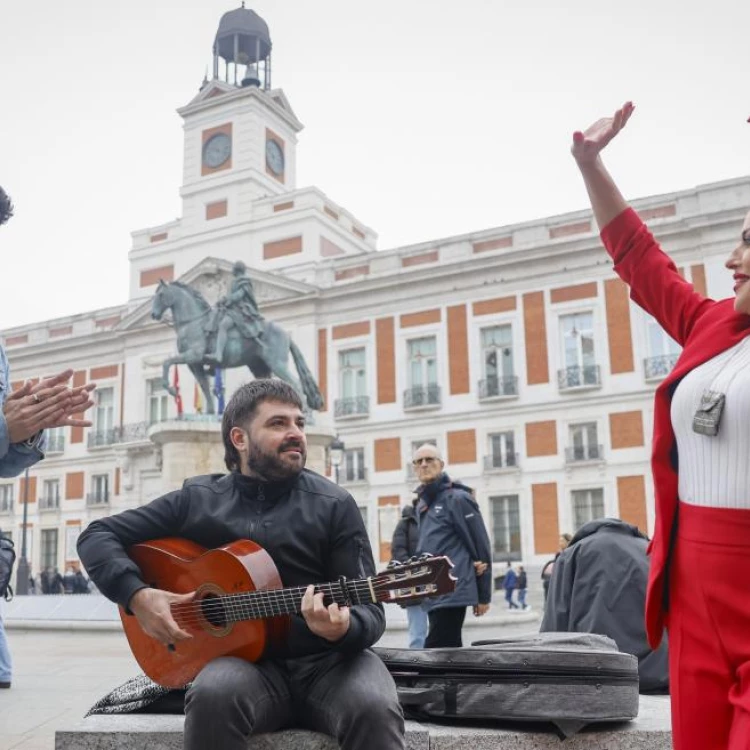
[483,453,520,472]
[45,435,65,454]
[403,384,441,411]
[86,492,110,507]
[38,496,60,512]
[334,396,370,419]
[557,365,601,391]
[565,444,604,464]
[644,354,679,381]
[0,500,12,515]
[478,376,518,400]
[87,422,152,449]
[340,468,368,486]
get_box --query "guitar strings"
[166,578,430,626]
[167,576,416,615]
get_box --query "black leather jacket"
[77,469,385,659]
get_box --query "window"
[148,378,169,424]
[567,423,601,462]
[339,349,366,399]
[405,337,440,407]
[358,506,369,533]
[342,448,366,483]
[644,316,681,379]
[88,474,109,505]
[46,426,65,454]
[41,479,60,510]
[41,528,59,570]
[490,495,522,561]
[0,485,13,513]
[480,326,516,397]
[486,432,517,470]
[559,312,599,388]
[572,488,605,530]
[335,349,369,417]
[94,387,115,433]
[65,525,81,561]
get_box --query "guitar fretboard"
[202,579,373,624]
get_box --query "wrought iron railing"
[557,365,601,390]
[565,444,604,463]
[479,376,518,399]
[403,385,441,409]
[86,492,110,507]
[0,500,12,514]
[483,453,519,471]
[39,496,60,511]
[340,468,368,485]
[334,396,370,419]
[644,354,679,380]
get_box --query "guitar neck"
[216,579,374,623]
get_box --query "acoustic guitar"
[120,537,455,687]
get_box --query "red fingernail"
[573,131,584,143]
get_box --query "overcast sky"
[1,0,748,329]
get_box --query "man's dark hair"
[0,187,14,226]
[222,379,303,471]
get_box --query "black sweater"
[77,470,385,659]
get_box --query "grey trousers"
[184,649,405,750]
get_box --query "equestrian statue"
[151,261,324,415]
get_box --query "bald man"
[413,444,492,647]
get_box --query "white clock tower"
[127,4,375,303]
[177,4,303,231]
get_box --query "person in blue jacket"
[413,443,492,647]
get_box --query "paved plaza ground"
[0,609,541,750]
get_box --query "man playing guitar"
[78,379,405,750]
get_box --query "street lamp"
[15,468,30,595]
[329,436,345,485]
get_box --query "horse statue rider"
[151,264,324,415]
[207,260,265,364]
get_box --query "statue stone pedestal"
[149,419,334,493]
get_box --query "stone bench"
[55,695,672,749]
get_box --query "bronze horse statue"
[151,280,323,414]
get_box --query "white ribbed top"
[671,336,750,508]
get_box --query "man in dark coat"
[390,499,428,648]
[413,444,492,648]
[541,518,669,693]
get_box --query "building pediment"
[119,257,319,332]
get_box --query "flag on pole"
[194,382,203,414]
[172,365,183,417]
[214,367,225,415]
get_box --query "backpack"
[0,535,16,601]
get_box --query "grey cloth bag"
[374,632,639,739]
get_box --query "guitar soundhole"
[200,593,227,628]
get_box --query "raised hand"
[571,102,635,166]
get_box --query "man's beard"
[247,439,307,480]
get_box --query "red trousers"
[669,502,750,749]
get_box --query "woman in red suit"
[572,102,750,750]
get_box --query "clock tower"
[177,4,303,230]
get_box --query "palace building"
[2,6,748,575]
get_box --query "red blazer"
[601,209,750,647]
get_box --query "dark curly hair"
[222,379,303,471]
[0,187,14,226]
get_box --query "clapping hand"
[3,369,96,444]
[571,101,635,166]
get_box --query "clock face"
[265,139,285,176]
[203,133,232,169]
